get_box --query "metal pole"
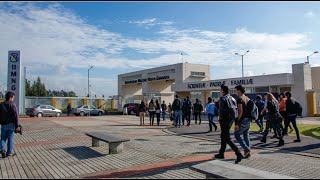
[307,56,309,64]
[242,55,244,78]
[88,69,89,97]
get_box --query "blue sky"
[0,1,319,97]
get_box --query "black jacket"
[219,95,230,121]
[286,98,297,115]
[0,101,19,127]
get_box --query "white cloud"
[304,11,315,18]
[0,2,315,97]
[129,18,173,29]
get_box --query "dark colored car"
[123,103,139,116]
[73,105,104,116]
[26,105,62,117]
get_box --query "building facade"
[118,62,320,117]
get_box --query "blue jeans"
[175,110,182,127]
[162,111,166,121]
[234,118,251,151]
[255,115,264,131]
[1,123,15,155]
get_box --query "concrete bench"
[191,160,296,179]
[85,132,130,154]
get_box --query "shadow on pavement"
[63,146,106,160]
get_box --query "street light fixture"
[235,50,250,78]
[88,66,94,97]
[306,51,319,64]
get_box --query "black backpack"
[295,101,303,116]
[0,102,13,125]
[175,99,183,110]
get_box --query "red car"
[123,103,140,116]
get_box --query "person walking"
[194,99,204,125]
[172,95,183,128]
[206,97,218,132]
[184,96,193,127]
[139,101,147,126]
[279,93,293,135]
[168,103,173,121]
[155,100,161,126]
[255,95,266,133]
[234,85,252,159]
[161,101,167,121]
[148,99,156,126]
[284,91,301,142]
[0,91,21,158]
[260,93,285,147]
[214,84,244,164]
[67,103,72,116]
[182,98,187,126]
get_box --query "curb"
[162,126,320,159]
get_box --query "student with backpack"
[0,91,21,158]
[260,93,285,147]
[214,84,244,164]
[184,96,193,127]
[284,91,301,142]
[234,85,255,159]
[279,93,294,135]
[148,99,156,126]
[255,95,265,133]
[206,97,218,132]
[139,101,147,126]
[194,98,204,125]
[155,100,161,126]
[161,101,167,121]
[172,95,183,128]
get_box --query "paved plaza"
[0,115,319,179]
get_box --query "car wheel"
[37,113,43,118]
[98,112,103,116]
[130,110,135,115]
[80,112,85,116]
[56,112,61,117]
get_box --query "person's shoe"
[1,150,6,158]
[289,129,294,134]
[260,137,267,143]
[6,153,16,157]
[277,139,285,147]
[195,122,197,124]
[214,154,225,159]
[294,139,301,143]
[235,153,244,164]
[244,150,251,159]
[214,126,218,131]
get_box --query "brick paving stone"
[1,116,319,179]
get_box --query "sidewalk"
[0,115,319,179]
[167,122,320,157]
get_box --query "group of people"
[215,84,302,164]
[137,84,302,164]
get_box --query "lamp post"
[235,50,250,78]
[88,66,93,97]
[181,52,184,63]
[306,51,318,64]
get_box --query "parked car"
[123,103,139,116]
[72,105,104,116]
[26,105,62,117]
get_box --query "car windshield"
[77,105,83,108]
[32,105,40,108]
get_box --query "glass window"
[270,86,278,93]
[47,106,54,109]
[90,106,96,109]
[191,71,206,76]
[280,87,291,93]
[40,105,47,109]
[245,87,254,93]
[255,86,269,93]
[77,105,83,108]
[83,105,89,109]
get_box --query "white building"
[118,63,320,117]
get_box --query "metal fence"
[25,97,52,108]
